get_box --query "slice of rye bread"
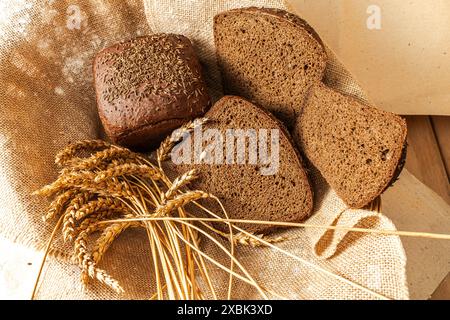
[293,83,407,208]
[169,96,313,233]
[214,7,327,128]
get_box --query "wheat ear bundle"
[32,118,450,300]
[33,119,261,299]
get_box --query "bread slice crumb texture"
[172,96,313,233]
[214,7,327,128]
[294,84,407,208]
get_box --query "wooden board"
[403,115,450,299]
[382,169,450,299]
[432,116,450,179]
[405,116,450,205]
[431,273,450,300]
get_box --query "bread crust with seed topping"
[93,34,211,150]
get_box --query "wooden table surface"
[404,115,450,299]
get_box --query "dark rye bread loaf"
[214,7,327,128]
[293,84,407,208]
[170,96,313,233]
[93,34,210,150]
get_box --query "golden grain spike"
[230,232,287,247]
[62,192,91,242]
[92,221,140,264]
[74,198,128,220]
[55,140,113,166]
[157,117,209,164]
[94,163,162,183]
[44,189,78,221]
[162,169,197,202]
[155,190,210,216]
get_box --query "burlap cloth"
[0,0,408,299]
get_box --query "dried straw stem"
[108,216,450,241]
[35,136,435,301]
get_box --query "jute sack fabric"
[0,0,408,299]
